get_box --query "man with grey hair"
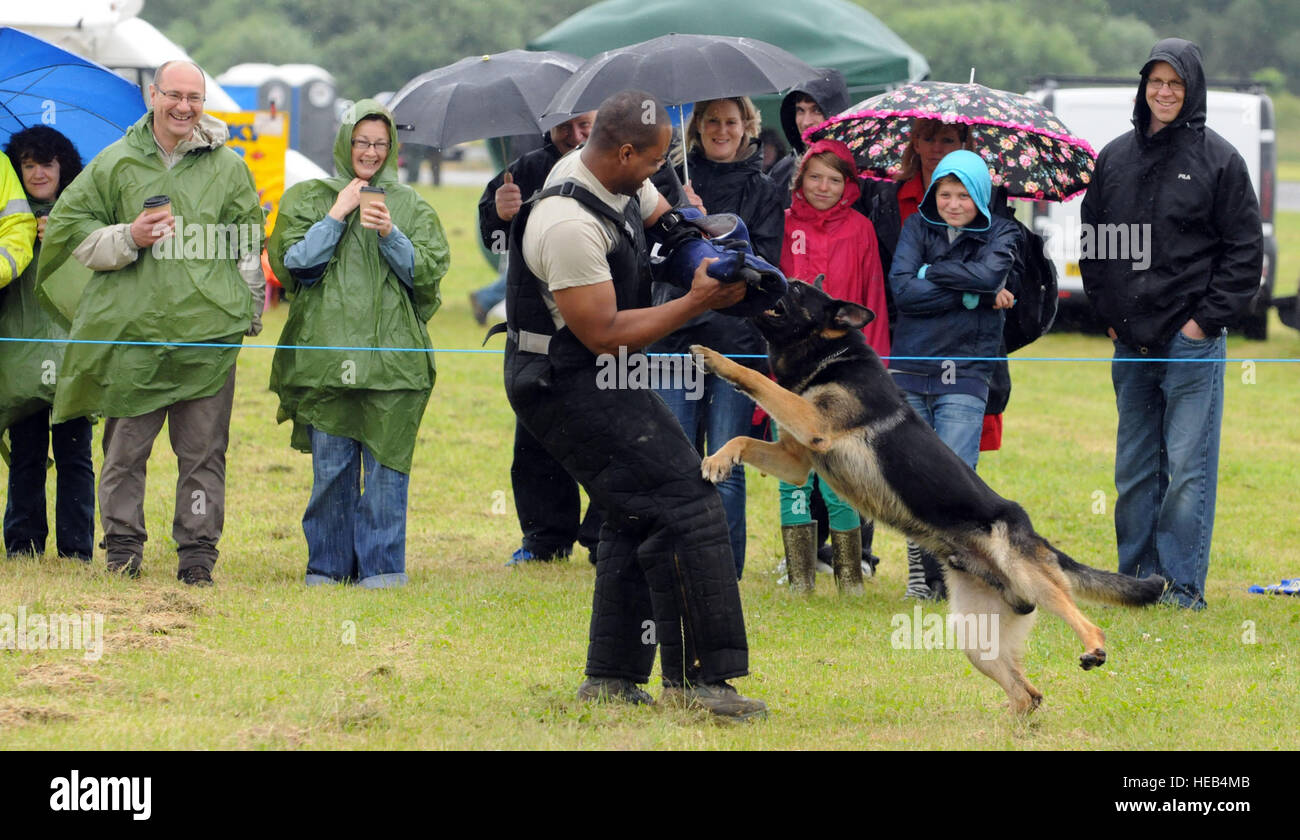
[38,59,265,586]
[501,90,765,719]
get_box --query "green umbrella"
[529,0,928,127]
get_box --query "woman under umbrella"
[647,96,784,580]
[1,126,93,563]
[267,100,450,588]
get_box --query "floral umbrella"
[807,81,1097,201]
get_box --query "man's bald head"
[588,91,670,153]
[153,60,207,92]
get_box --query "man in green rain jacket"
[36,60,265,586]
[267,99,449,588]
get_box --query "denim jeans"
[655,369,753,578]
[4,409,94,561]
[1111,331,1225,610]
[471,273,508,314]
[303,427,409,589]
[900,391,987,471]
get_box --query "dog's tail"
[1046,541,1165,606]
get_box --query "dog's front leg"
[690,344,833,451]
[702,434,814,486]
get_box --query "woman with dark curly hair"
[1,125,93,562]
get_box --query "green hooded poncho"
[267,100,449,474]
[0,195,57,437]
[35,111,263,422]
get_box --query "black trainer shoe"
[576,677,655,705]
[661,681,767,721]
[178,566,213,587]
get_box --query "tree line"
[140,0,1300,99]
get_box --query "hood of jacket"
[332,98,400,186]
[128,111,229,157]
[1134,38,1208,147]
[780,68,850,153]
[788,138,862,227]
[918,149,993,232]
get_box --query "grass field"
[1,185,1297,749]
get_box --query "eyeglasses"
[351,139,391,151]
[1148,79,1185,93]
[157,89,205,106]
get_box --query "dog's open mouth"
[763,299,788,319]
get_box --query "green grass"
[1,185,1298,749]
[1273,91,1300,167]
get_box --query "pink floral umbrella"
[807,81,1097,201]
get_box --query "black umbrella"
[388,49,583,150]
[539,33,818,179]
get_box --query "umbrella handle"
[675,104,689,185]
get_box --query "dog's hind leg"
[1017,542,1108,671]
[947,568,1043,715]
[690,344,834,451]
[701,433,814,486]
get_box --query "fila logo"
[1178,173,1192,180]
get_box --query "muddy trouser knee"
[508,353,748,685]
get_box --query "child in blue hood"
[888,148,1021,598]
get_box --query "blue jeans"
[472,273,508,314]
[655,369,753,578]
[901,391,987,471]
[1112,331,1225,609]
[303,427,410,588]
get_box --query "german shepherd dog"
[689,280,1165,714]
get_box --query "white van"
[1024,77,1277,339]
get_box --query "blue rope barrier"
[1,335,1296,363]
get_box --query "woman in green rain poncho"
[267,100,449,588]
[1,127,94,562]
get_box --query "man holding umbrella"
[503,90,765,719]
[473,111,605,567]
[38,59,265,586]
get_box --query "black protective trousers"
[506,348,749,686]
[511,419,603,556]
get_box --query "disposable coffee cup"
[143,195,171,214]
[359,185,386,212]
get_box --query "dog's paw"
[689,344,722,374]
[1079,648,1107,670]
[700,451,739,484]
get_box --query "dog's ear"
[812,274,826,291]
[832,302,875,330]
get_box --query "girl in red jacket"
[776,138,889,593]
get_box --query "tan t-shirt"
[520,150,660,329]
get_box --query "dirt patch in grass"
[0,701,76,728]
[16,662,103,691]
[235,723,310,748]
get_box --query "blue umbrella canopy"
[0,27,147,160]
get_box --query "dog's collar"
[789,347,851,394]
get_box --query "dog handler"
[500,90,765,719]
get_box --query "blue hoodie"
[888,150,1021,395]
[918,149,993,232]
